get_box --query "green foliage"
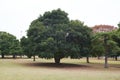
[10,39,21,57]
[39,37,55,59]
[91,31,120,58]
[0,31,20,58]
[91,33,105,57]
[110,31,120,57]
[20,36,33,58]
[118,22,120,29]
[39,8,69,26]
[67,20,92,57]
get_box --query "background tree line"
[0,9,120,66]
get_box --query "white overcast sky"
[0,0,120,39]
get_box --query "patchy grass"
[0,58,120,80]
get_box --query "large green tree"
[27,9,69,63]
[27,9,92,64]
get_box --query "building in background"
[92,25,117,33]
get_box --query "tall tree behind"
[66,20,92,63]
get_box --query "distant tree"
[10,39,21,58]
[91,33,105,59]
[20,36,33,58]
[91,32,120,68]
[111,31,120,60]
[0,31,20,58]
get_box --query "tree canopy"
[0,31,21,58]
[26,9,92,63]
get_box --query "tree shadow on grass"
[22,62,90,69]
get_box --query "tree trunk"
[1,53,4,58]
[86,56,89,63]
[54,57,60,64]
[104,35,108,68]
[13,54,16,59]
[20,55,22,58]
[104,54,108,68]
[33,55,35,61]
[115,56,118,61]
[27,55,32,58]
[97,56,100,59]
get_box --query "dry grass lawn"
[0,58,120,80]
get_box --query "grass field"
[0,58,120,80]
